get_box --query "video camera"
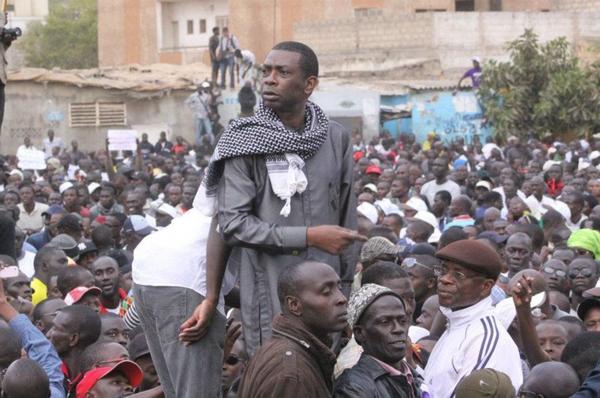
[1,27,21,42]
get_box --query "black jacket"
[333,353,421,398]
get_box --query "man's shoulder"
[35,202,49,212]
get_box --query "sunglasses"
[542,267,566,278]
[225,355,241,366]
[568,269,594,279]
[401,257,429,269]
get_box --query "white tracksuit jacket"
[424,296,523,397]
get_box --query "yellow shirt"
[31,277,48,305]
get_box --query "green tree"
[20,0,97,69]
[479,30,600,141]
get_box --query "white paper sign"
[107,130,137,151]
[17,148,46,170]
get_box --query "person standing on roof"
[455,56,482,93]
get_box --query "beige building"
[98,0,600,67]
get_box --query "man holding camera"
[0,11,19,131]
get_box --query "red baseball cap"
[64,286,101,306]
[76,360,143,398]
[353,151,365,162]
[365,165,382,175]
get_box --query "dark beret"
[435,239,503,279]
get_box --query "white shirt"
[18,250,35,278]
[420,179,461,205]
[132,208,235,315]
[43,137,65,158]
[185,92,210,119]
[424,297,523,397]
[567,214,588,232]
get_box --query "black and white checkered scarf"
[194,100,329,216]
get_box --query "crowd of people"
[2,40,600,398]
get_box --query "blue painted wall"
[382,90,492,144]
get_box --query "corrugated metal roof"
[7,63,211,93]
[319,77,471,95]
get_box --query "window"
[199,19,206,33]
[215,16,228,32]
[455,0,475,11]
[354,8,383,17]
[187,20,194,34]
[69,102,127,127]
[490,0,502,11]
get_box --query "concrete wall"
[13,0,48,17]
[295,11,600,73]
[0,82,197,154]
[98,0,159,67]
[552,0,600,11]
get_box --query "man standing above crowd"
[185,83,213,146]
[208,27,220,84]
[201,41,362,355]
[43,129,64,159]
[219,27,239,89]
[424,239,522,396]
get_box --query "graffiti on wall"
[411,91,491,144]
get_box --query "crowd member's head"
[180,182,197,211]
[128,333,160,392]
[431,157,449,182]
[519,362,579,398]
[80,341,130,374]
[362,261,415,319]
[76,360,143,398]
[121,215,155,250]
[567,228,600,260]
[406,219,434,244]
[561,331,600,382]
[104,215,123,248]
[57,265,95,298]
[577,295,600,332]
[435,240,502,310]
[348,284,408,368]
[482,207,501,232]
[535,320,569,361]
[504,232,532,278]
[98,313,129,347]
[64,286,102,312]
[222,335,248,395]
[400,255,437,309]
[91,224,115,254]
[3,271,32,302]
[359,237,401,268]
[540,259,569,295]
[277,261,348,339]
[33,246,68,285]
[438,227,467,249]
[1,358,50,398]
[77,241,99,269]
[57,214,84,243]
[98,186,116,210]
[390,177,410,201]
[431,190,451,218]
[552,248,575,265]
[416,294,439,331]
[33,298,66,334]
[448,195,472,218]
[381,213,403,238]
[47,305,101,368]
[0,327,21,375]
[454,369,515,398]
[124,191,144,216]
[568,258,599,298]
[90,256,121,306]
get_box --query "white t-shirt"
[132,208,235,315]
[420,179,461,205]
[18,250,35,278]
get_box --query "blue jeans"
[220,57,234,88]
[134,285,226,398]
[195,116,214,146]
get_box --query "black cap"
[128,333,151,361]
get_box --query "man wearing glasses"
[568,258,599,312]
[424,239,522,397]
